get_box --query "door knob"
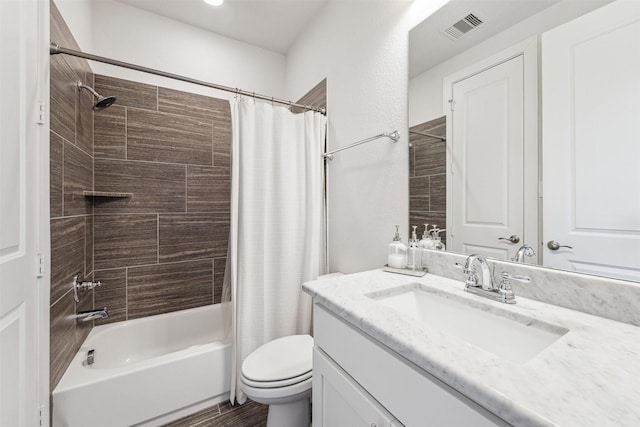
[498,235,520,244]
[547,240,573,251]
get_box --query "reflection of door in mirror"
[542,0,640,281]
[447,56,524,262]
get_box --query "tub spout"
[76,307,109,323]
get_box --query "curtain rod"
[49,43,326,115]
[409,130,446,142]
[322,130,399,160]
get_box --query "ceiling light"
[203,0,224,6]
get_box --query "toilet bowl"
[240,334,313,427]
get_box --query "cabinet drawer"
[314,304,510,427]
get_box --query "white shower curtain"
[225,97,327,404]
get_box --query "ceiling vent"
[443,13,484,40]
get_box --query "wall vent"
[443,13,484,40]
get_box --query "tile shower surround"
[92,74,232,322]
[49,3,233,387]
[409,116,446,243]
[49,4,329,397]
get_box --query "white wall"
[285,0,447,274]
[54,0,286,100]
[409,0,612,126]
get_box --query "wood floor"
[162,400,268,427]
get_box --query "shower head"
[77,81,117,110]
[94,95,117,110]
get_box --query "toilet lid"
[242,335,313,382]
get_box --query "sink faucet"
[463,254,494,290]
[513,244,536,263]
[456,254,531,304]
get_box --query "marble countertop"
[303,270,640,427]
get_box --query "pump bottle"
[388,225,407,268]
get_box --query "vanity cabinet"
[313,304,510,427]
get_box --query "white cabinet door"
[0,0,47,425]
[542,0,640,281]
[313,348,402,427]
[449,55,525,261]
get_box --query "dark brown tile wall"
[186,165,231,213]
[127,259,214,319]
[49,1,97,391]
[94,104,126,159]
[94,214,159,269]
[94,159,187,213]
[94,75,157,110]
[50,132,63,218]
[62,140,93,216]
[409,116,447,244]
[92,74,232,326]
[126,108,213,165]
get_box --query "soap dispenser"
[388,225,407,269]
[406,226,419,270]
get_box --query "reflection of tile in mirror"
[410,176,430,212]
[430,174,446,212]
[411,116,446,177]
[409,116,447,244]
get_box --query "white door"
[0,0,48,425]
[449,56,524,260]
[542,0,640,281]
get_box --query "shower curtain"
[224,97,327,404]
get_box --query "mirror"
[409,0,640,282]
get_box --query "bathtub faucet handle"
[72,273,103,303]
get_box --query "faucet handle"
[495,272,527,304]
[454,262,475,274]
[501,271,531,283]
[455,262,479,288]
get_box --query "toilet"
[240,334,314,427]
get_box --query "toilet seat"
[241,376,312,402]
[241,369,312,388]
[241,334,313,389]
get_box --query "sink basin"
[368,284,568,363]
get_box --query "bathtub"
[52,303,232,427]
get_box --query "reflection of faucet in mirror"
[513,244,536,263]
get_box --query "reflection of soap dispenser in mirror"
[388,225,407,268]
[418,224,432,268]
[433,227,446,251]
[406,226,419,270]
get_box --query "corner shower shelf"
[83,191,133,198]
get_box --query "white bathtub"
[52,303,232,427]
